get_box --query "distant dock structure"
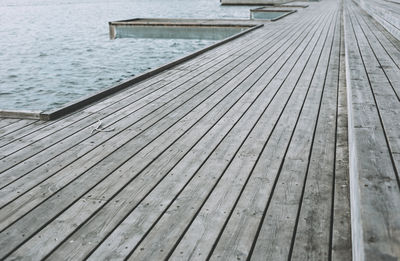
[220,0,290,5]
[0,0,399,260]
[108,18,260,40]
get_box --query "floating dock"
[249,8,297,20]
[108,18,260,40]
[0,0,399,260]
[220,0,290,5]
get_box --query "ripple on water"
[0,0,250,111]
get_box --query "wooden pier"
[0,0,399,260]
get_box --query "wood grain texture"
[290,8,340,260]
[209,8,337,261]
[46,11,322,255]
[0,15,307,258]
[2,0,385,259]
[0,119,37,137]
[0,16,291,232]
[126,11,332,261]
[7,23,303,261]
[0,118,20,129]
[332,6,352,260]
[0,34,274,205]
[249,9,337,260]
[345,0,400,259]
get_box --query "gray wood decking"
[0,0,399,260]
[344,0,400,259]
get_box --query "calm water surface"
[0,0,250,111]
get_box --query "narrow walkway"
[344,0,400,259]
[0,0,398,260]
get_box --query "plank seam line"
[343,4,365,260]
[329,3,344,259]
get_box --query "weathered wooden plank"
[0,28,268,150]
[0,27,265,151]
[331,11,352,260]
[168,14,337,261]
[0,1,358,260]
[207,8,336,260]
[344,1,400,259]
[247,8,337,261]
[354,0,400,40]
[3,12,322,260]
[43,24,265,120]
[0,39,275,233]
[0,69,177,148]
[0,16,309,258]
[0,66,180,147]
[0,119,39,138]
[125,10,335,261]
[361,7,400,54]
[0,73,247,258]
[0,28,274,176]
[348,1,400,161]
[352,4,400,99]
[356,10,400,70]
[0,20,292,209]
[39,27,314,259]
[81,12,330,261]
[290,8,340,259]
[3,6,324,258]
[0,28,264,147]
[349,4,400,170]
[0,44,255,159]
[0,119,21,129]
[209,19,336,261]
